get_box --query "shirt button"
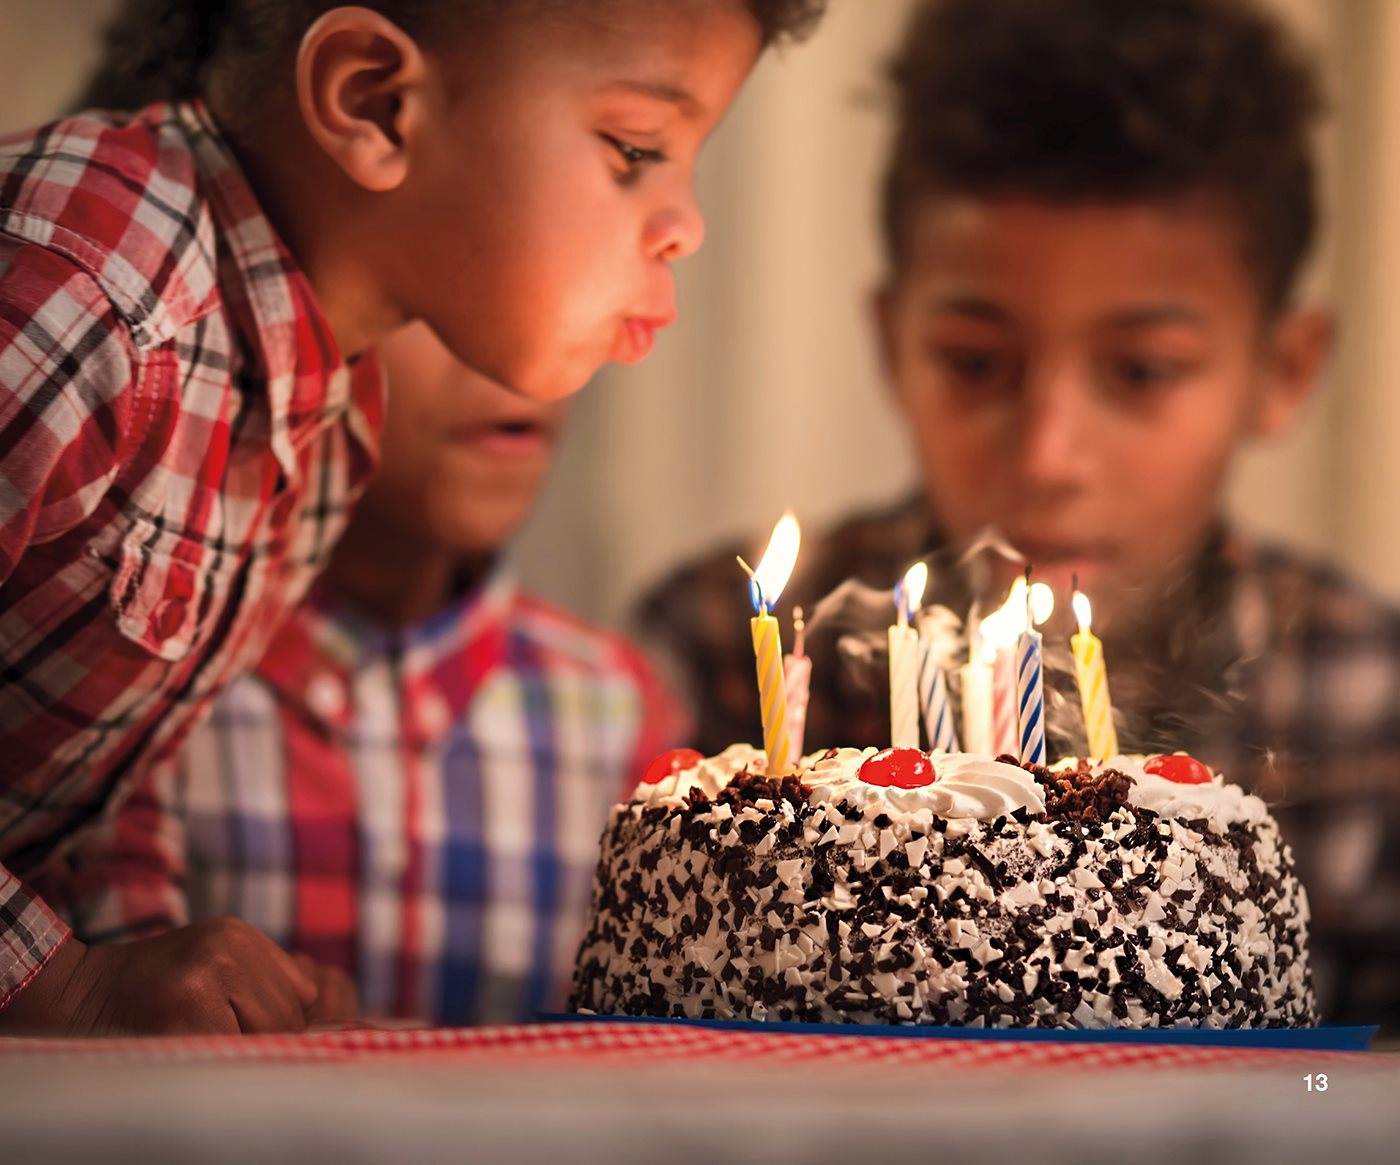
[306,671,346,721]
[148,596,189,642]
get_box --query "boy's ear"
[296,7,429,193]
[1251,307,1334,437]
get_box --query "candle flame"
[978,579,1023,659]
[1029,581,1055,626]
[1072,590,1093,633]
[750,512,801,612]
[901,561,929,621]
[978,575,1053,658]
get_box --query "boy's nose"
[1017,368,1096,493]
[644,193,705,262]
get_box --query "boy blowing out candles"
[0,0,825,1034]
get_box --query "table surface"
[2,1022,1397,1165]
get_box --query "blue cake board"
[540,1012,1377,1051]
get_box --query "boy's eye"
[603,134,668,171]
[931,345,1016,391]
[1109,355,1189,392]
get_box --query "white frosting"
[633,743,764,805]
[635,744,1044,821]
[804,748,1045,820]
[635,745,1268,827]
[1054,753,1269,827]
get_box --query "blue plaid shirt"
[43,566,688,1025]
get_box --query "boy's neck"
[321,517,495,631]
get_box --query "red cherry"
[1144,754,1212,785]
[858,747,938,789]
[641,748,705,785]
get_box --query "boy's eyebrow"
[601,80,701,115]
[926,295,1013,323]
[1104,305,1208,328]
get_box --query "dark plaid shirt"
[636,493,1400,1033]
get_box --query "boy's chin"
[492,356,601,402]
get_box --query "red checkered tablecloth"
[0,1021,1389,1071]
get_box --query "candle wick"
[736,554,768,612]
[792,606,806,656]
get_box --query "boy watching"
[639,0,1400,1030]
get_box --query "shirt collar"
[174,100,378,482]
[254,557,518,742]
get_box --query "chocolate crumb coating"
[571,755,1316,1029]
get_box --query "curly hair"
[78,0,828,114]
[881,0,1325,315]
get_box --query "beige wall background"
[3,0,1397,630]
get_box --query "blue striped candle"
[917,636,960,752]
[1015,627,1046,765]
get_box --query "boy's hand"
[293,952,359,1024]
[0,917,319,1036]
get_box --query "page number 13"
[1303,1073,1329,1092]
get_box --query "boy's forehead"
[898,195,1258,318]
[488,0,763,98]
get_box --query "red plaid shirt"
[0,102,382,1007]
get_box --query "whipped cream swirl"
[1101,754,1269,826]
[633,744,1044,821]
[804,748,1045,820]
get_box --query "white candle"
[888,562,927,749]
[959,652,995,755]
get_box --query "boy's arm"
[48,757,193,946]
[0,237,140,1005]
[0,239,142,580]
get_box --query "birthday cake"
[570,745,1317,1028]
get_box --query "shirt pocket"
[108,517,241,662]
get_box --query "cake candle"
[1071,585,1118,759]
[1014,571,1054,765]
[888,562,926,749]
[784,606,812,761]
[738,513,801,776]
[992,642,1019,755]
[959,618,995,756]
[917,609,959,753]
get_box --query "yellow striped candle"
[752,612,792,773]
[1071,590,1118,759]
[738,513,802,776]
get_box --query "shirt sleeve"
[0,236,139,1006]
[0,872,72,1011]
[36,755,191,947]
[0,236,138,582]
